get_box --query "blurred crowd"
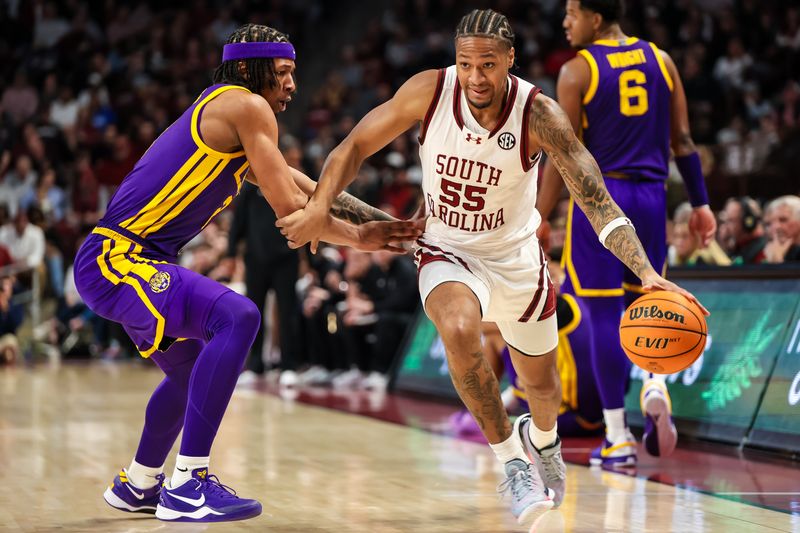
[0,0,798,375]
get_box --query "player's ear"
[237,60,249,80]
[507,46,515,69]
[592,13,603,32]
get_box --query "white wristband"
[599,217,634,248]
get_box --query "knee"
[209,292,261,337]
[437,314,481,352]
[233,295,261,335]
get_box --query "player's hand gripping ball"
[620,291,707,374]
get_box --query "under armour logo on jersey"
[465,133,482,144]
[498,132,516,150]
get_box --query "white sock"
[170,455,210,488]
[528,420,558,450]
[127,460,163,489]
[489,433,530,465]
[603,408,627,443]
[647,372,667,384]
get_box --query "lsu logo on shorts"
[149,271,171,293]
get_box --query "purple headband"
[222,42,296,62]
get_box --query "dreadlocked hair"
[455,9,515,49]
[212,23,290,94]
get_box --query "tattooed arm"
[528,94,652,278]
[527,94,708,312]
[287,167,397,224]
[331,191,396,224]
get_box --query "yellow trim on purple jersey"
[649,42,674,92]
[95,238,165,357]
[593,37,640,47]
[140,156,229,237]
[562,199,625,297]
[557,294,582,411]
[577,50,600,105]
[190,85,249,159]
[118,85,251,240]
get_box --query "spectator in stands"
[336,249,417,390]
[0,155,37,217]
[298,246,348,386]
[71,151,100,227]
[0,275,23,365]
[0,209,45,271]
[669,203,731,267]
[764,195,800,263]
[0,71,38,126]
[719,197,767,264]
[52,260,107,357]
[20,167,67,223]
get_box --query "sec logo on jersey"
[498,132,516,150]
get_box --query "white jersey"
[418,65,543,257]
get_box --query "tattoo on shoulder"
[528,96,650,278]
[331,191,394,224]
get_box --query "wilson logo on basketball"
[629,305,685,324]
[634,336,681,350]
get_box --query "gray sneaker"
[497,458,554,525]
[514,413,567,507]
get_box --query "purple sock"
[582,296,630,409]
[134,339,204,467]
[180,291,260,457]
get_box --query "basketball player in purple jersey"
[73,24,420,523]
[536,0,717,469]
[276,9,705,524]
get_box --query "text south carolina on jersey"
[425,153,506,232]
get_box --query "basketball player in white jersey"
[277,9,704,524]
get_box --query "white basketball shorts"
[413,236,558,356]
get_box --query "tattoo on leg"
[456,350,509,438]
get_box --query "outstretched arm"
[246,167,397,224]
[288,167,396,224]
[528,93,707,313]
[278,70,438,252]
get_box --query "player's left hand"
[689,205,717,248]
[640,270,709,316]
[276,199,330,253]
[355,220,423,253]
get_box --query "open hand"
[640,271,709,316]
[356,220,423,253]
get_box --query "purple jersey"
[99,84,251,259]
[579,38,673,181]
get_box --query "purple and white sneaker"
[589,431,637,469]
[155,468,261,522]
[641,379,678,457]
[103,468,165,513]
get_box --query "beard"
[466,96,492,109]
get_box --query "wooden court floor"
[1,363,798,533]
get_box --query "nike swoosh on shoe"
[171,493,206,507]
[125,484,145,500]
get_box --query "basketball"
[620,291,707,374]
